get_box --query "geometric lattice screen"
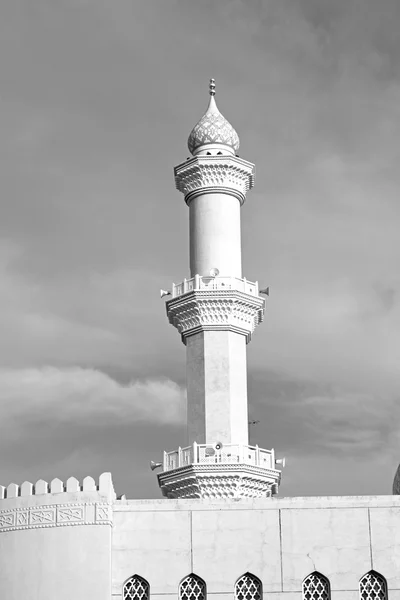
[123,575,150,600]
[235,573,263,600]
[360,571,387,600]
[179,574,206,600]
[302,572,330,600]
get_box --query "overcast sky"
[1,0,399,499]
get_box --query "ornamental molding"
[0,501,112,533]
[174,155,255,206]
[166,290,265,344]
[158,463,281,500]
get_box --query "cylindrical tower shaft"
[189,193,242,278]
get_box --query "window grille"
[360,572,387,600]
[235,573,262,600]
[303,572,330,600]
[123,575,150,600]
[179,574,206,600]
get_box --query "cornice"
[166,289,265,344]
[158,463,282,499]
[174,155,255,206]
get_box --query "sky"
[0,0,399,498]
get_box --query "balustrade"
[162,443,275,472]
[172,275,259,298]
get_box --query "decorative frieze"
[166,289,265,344]
[174,155,255,206]
[0,502,112,533]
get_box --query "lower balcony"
[156,443,283,500]
[162,442,276,471]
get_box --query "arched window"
[360,571,387,600]
[123,575,150,600]
[303,572,330,600]
[235,573,262,600]
[179,574,206,600]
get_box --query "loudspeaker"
[150,461,163,471]
[205,447,216,456]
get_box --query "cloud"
[0,0,400,496]
[301,391,393,453]
[0,367,186,433]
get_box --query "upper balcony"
[171,275,259,299]
[162,442,276,472]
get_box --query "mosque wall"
[112,495,400,599]
[1,482,399,600]
[0,473,114,600]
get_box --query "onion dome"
[188,79,240,156]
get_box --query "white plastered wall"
[112,495,400,599]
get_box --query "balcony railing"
[162,443,276,472]
[171,275,259,298]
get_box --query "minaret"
[156,80,284,499]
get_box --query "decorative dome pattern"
[188,79,240,155]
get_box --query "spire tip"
[209,78,216,96]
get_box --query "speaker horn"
[150,461,163,471]
[214,442,223,451]
[160,289,171,298]
[205,446,216,456]
[259,287,270,296]
[275,457,286,468]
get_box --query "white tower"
[156,80,283,498]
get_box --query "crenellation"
[21,481,34,496]
[35,479,49,494]
[83,476,97,492]
[0,472,115,501]
[99,472,115,498]
[50,478,64,493]
[7,483,19,498]
[66,477,80,493]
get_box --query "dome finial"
[209,78,216,96]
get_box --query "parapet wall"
[0,472,115,499]
[0,472,115,533]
